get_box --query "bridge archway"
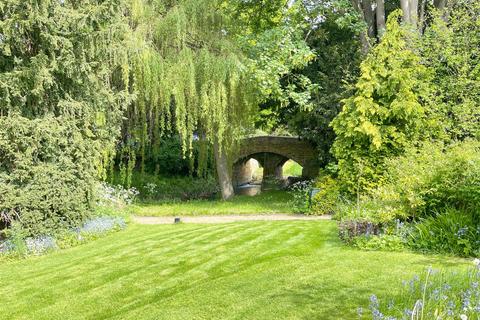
[232,136,319,187]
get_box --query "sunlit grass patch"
[132,190,294,216]
[0,221,468,319]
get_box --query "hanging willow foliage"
[117,0,257,185]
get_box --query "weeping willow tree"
[119,0,258,199]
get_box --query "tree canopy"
[0,0,130,235]
[0,0,479,235]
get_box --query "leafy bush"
[337,206,411,252]
[0,1,129,237]
[338,220,382,244]
[336,140,480,257]
[117,172,219,201]
[0,116,101,237]
[409,209,480,257]
[288,180,313,214]
[374,140,480,220]
[282,160,303,177]
[353,234,406,252]
[0,181,132,257]
[360,263,480,320]
[335,196,399,224]
[310,175,341,215]
[331,11,432,194]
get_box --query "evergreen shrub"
[0,115,102,236]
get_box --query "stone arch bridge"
[233,136,319,186]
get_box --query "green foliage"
[353,234,405,252]
[331,11,433,194]
[118,0,257,183]
[372,140,480,220]
[421,3,480,141]
[282,160,303,177]
[151,137,193,176]
[409,209,480,257]
[227,0,317,112]
[0,0,129,123]
[310,175,341,215]
[1,181,132,257]
[288,180,313,214]
[0,116,99,236]
[337,141,480,257]
[330,4,480,258]
[223,0,295,33]
[134,136,215,178]
[335,193,400,224]
[122,172,219,201]
[286,7,362,166]
[362,266,480,320]
[240,25,316,110]
[0,0,129,235]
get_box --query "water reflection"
[234,183,262,196]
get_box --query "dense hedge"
[0,1,130,236]
[0,115,99,236]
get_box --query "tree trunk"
[351,0,371,54]
[419,0,426,33]
[213,140,234,200]
[433,0,447,11]
[363,0,375,38]
[400,0,411,24]
[434,0,451,22]
[376,0,386,38]
[400,0,420,27]
[359,31,370,55]
[410,0,419,27]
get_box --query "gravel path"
[133,214,332,225]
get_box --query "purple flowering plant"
[360,261,480,320]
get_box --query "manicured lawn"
[133,190,295,216]
[0,220,467,319]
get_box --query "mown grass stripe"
[0,221,468,320]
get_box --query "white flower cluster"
[474,259,480,268]
[97,182,139,206]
